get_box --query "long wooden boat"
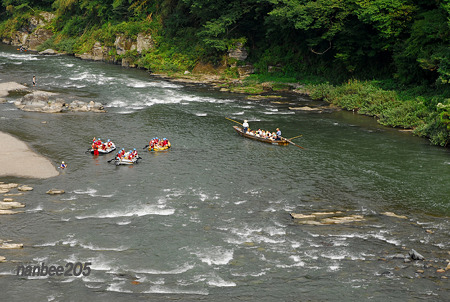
[233,126,289,146]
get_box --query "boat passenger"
[242,120,249,133]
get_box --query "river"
[0,44,449,301]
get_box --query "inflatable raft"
[90,144,116,154]
[149,142,171,151]
[114,156,139,165]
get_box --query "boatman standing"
[276,128,282,140]
[243,120,249,133]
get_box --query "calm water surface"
[0,44,449,301]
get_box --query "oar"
[143,145,149,149]
[107,157,117,163]
[225,117,243,126]
[288,134,303,140]
[282,136,305,149]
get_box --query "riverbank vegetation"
[0,0,449,146]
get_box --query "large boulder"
[136,33,154,53]
[76,42,112,62]
[15,92,67,113]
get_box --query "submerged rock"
[382,212,408,219]
[46,189,65,195]
[0,242,23,249]
[0,183,19,189]
[18,185,33,192]
[0,210,21,215]
[0,201,25,209]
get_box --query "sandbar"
[0,131,59,178]
[0,82,27,98]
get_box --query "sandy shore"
[0,131,59,178]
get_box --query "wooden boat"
[232,126,289,146]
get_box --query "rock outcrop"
[75,41,113,62]
[228,42,248,61]
[14,91,105,113]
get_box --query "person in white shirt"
[242,120,249,133]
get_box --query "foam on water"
[0,52,39,61]
[75,203,175,219]
[133,263,194,275]
[143,285,208,295]
[106,281,133,293]
[190,247,234,266]
[206,273,236,287]
[35,235,127,251]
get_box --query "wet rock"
[14,92,67,113]
[0,210,21,215]
[436,269,445,273]
[392,254,406,259]
[290,213,316,219]
[409,249,425,261]
[0,256,5,262]
[18,186,33,192]
[0,189,10,194]
[446,262,450,271]
[0,243,23,249]
[0,183,19,189]
[321,215,364,224]
[68,100,105,113]
[39,48,59,55]
[382,212,408,219]
[46,189,65,195]
[4,193,24,197]
[3,198,14,202]
[0,202,25,209]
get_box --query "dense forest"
[0,0,449,146]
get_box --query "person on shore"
[243,120,249,133]
[32,75,36,87]
[276,128,282,140]
[60,161,67,169]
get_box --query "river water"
[0,44,449,301]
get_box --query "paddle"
[288,134,303,140]
[225,117,243,126]
[143,145,149,149]
[107,157,117,163]
[282,136,305,149]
